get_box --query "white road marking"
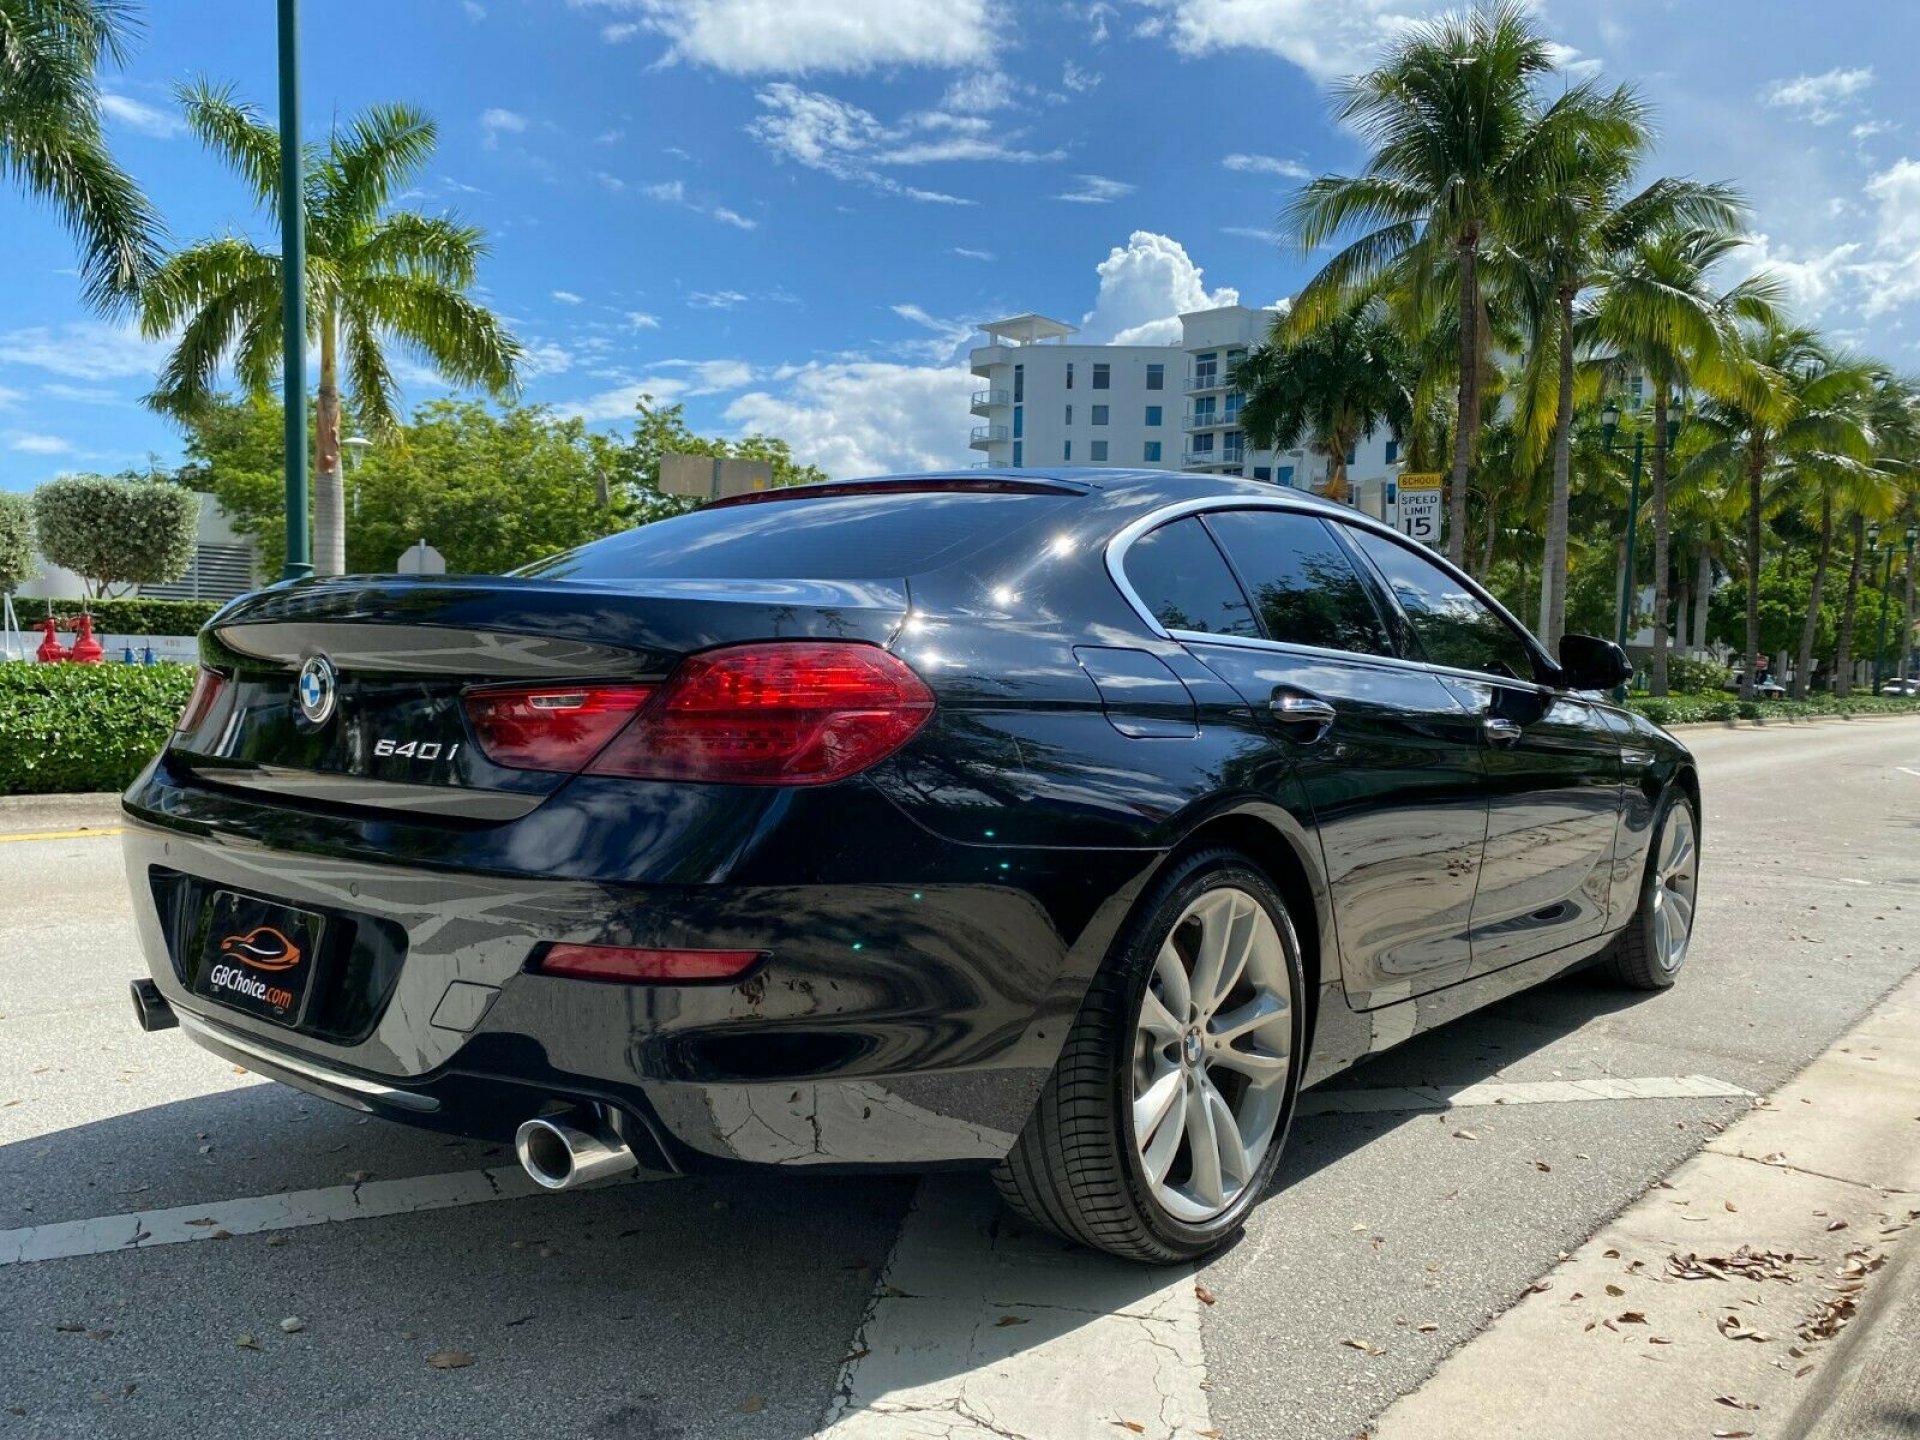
[1297,1073,1752,1117]
[818,1176,1208,1440]
[1897,766,1920,778]
[0,1164,662,1267]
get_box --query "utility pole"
[278,0,310,581]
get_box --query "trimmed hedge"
[0,661,195,795]
[33,598,222,636]
[1630,693,1920,727]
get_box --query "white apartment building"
[967,308,1402,512]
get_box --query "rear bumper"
[119,775,1157,1170]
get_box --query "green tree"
[1233,298,1413,504]
[346,400,630,574]
[604,395,829,497]
[1588,226,1780,692]
[140,82,521,576]
[0,490,35,592]
[1282,0,1635,570]
[32,471,196,597]
[0,0,162,311]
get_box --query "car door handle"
[1484,717,1524,747]
[1268,689,1336,743]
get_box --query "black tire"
[992,848,1306,1262]
[1606,788,1700,991]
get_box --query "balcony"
[969,424,1010,449]
[969,343,1011,377]
[970,388,1010,414]
[1182,445,1247,469]
[1182,407,1243,432]
[1185,372,1225,393]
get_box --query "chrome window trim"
[1106,495,1564,692]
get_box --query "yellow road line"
[0,826,125,844]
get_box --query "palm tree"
[1830,376,1918,695]
[1685,325,1870,700]
[0,0,162,310]
[140,82,520,575]
[1588,227,1781,692]
[1234,299,1413,504]
[1514,157,1745,652]
[1281,0,1637,570]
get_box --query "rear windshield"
[519,490,1075,581]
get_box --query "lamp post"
[1599,401,1680,699]
[1902,525,1919,688]
[277,0,310,581]
[1870,523,1916,692]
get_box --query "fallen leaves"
[1113,1423,1146,1435]
[1714,1395,1759,1411]
[1717,1315,1771,1343]
[737,1395,764,1414]
[1666,1247,1807,1284]
[1451,1129,1479,1141]
[994,1315,1028,1328]
[427,1350,473,1370]
[1194,1282,1217,1306]
[1341,1337,1385,1356]
[279,1317,305,1334]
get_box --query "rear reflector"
[590,641,935,785]
[464,684,656,771]
[174,667,228,733]
[537,943,763,984]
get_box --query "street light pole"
[1600,401,1678,701]
[1902,526,1918,688]
[277,0,310,582]
[1871,529,1894,693]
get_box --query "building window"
[1144,440,1162,463]
[1253,466,1271,482]
[1384,439,1399,464]
[1192,397,1216,424]
[1277,465,1294,486]
[1012,440,1023,467]
[1092,405,1109,426]
[1192,433,1215,454]
[1146,363,1165,391]
[1145,405,1162,427]
[1193,353,1218,388]
[1091,440,1108,462]
[1013,364,1024,403]
[1064,404,1072,426]
[1224,392,1243,421]
[1065,362,1074,390]
[1345,444,1357,465]
[1063,440,1072,462]
[1092,363,1110,390]
[1013,405,1024,439]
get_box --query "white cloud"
[592,171,626,192]
[0,385,22,408]
[571,0,999,75]
[1222,152,1308,180]
[1080,231,1237,344]
[953,246,995,261]
[642,178,759,228]
[688,290,748,309]
[9,432,73,455]
[1219,224,1276,241]
[889,303,975,362]
[41,383,124,405]
[552,290,585,304]
[596,128,627,145]
[480,108,528,146]
[1135,0,1448,83]
[725,362,977,477]
[556,380,687,421]
[748,83,1055,201]
[1543,41,1602,80]
[626,311,662,330]
[1763,66,1874,125]
[644,180,687,203]
[0,322,164,380]
[711,206,757,230]
[1732,232,1860,317]
[1061,61,1100,93]
[1856,157,1920,316]
[463,1,486,18]
[1055,174,1133,204]
[98,92,184,139]
[518,341,576,379]
[941,71,1017,113]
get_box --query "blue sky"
[2,0,1918,491]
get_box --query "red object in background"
[68,613,104,664]
[35,617,70,664]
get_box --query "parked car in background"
[1725,671,1788,699]
[1879,677,1920,696]
[122,469,1701,1262]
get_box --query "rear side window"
[520,491,1074,581]
[1347,527,1540,680]
[1204,510,1394,658]
[1124,518,1258,637]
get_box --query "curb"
[1368,967,1920,1440]
[1663,712,1920,733]
[1783,1193,1920,1440]
[0,791,126,835]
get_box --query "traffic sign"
[1395,472,1443,548]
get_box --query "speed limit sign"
[1394,472,1443,548]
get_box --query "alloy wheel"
[1130,886,1293,1224]
[1650,804,1698,972]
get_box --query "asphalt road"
[2,718,1917,1440]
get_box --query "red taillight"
[590,642,935,785]
[464,684,656,771]
[537,943,763,983]
[174,667,228,733]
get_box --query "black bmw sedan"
[122,469,1700,1262]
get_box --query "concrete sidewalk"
[1369,968,1920,1440]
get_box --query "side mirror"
[1557,633,1631,692]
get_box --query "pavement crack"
[1710,1148,1908,1193]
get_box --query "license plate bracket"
[192,890,325,1028]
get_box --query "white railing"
[970,388,1010,411]
[969,424,1010,447]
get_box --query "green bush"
[33,598,222,636]
[0,661,195,795]
[1663,655,1731,695]
[32,474,198,596]
[1627,692,1920,727]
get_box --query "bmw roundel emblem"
[296,654,337,725]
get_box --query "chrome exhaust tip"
[514,1112,637,1191]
